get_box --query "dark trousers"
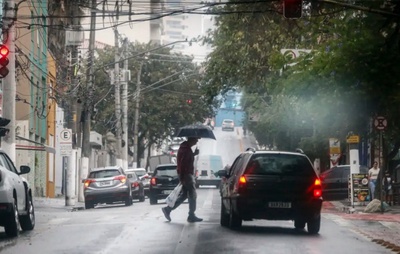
[172,174,197,216]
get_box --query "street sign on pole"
[60,129,73,156]
[374,116,387,131]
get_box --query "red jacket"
[177,141,194,176]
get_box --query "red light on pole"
[0,46,9,56]
[0,45,10,78]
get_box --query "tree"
[203,0,400,172]
[90,41,214,166]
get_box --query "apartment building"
[150,0,216,63]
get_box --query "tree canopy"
[202,0,400,169]
[90,41,215,166]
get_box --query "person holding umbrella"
[162,137,203,222]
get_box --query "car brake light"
[114,175,127,183]
[234,175,247,193]
[132,182,139,188]
[151,177,156,186]
[196,170,199,177]
[84,179,96,188]
[313,178,322,198]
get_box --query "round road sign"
[374,116,387,131]
[60,129,72,142]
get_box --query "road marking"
[174,223,199,254]
[172,189,216,253]
[202,189,213,209]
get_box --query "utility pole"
[113,28,122,167]
[2,0,16,162]
[65,33,79,206]
[121,39,129,170]
[133,63,142,167]
[79,0,96,202]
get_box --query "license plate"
[163,190,172,194]
[268,202,291,208]
[100,181,111,186]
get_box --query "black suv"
[149,164,179,205]
[218,149,322,234]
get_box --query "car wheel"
[228,202,242,229]
[125,196,133,206]
[307,215,321,234]
[294,219,306,230]
[139,192,145,202]
[20,193,35,231]
[220,199,229,227]
[85,201,94,209]
[5,198,20,237]
[149,196,157,205]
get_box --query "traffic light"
[283,0,303,19]
[0,117,10,137]
[0,45,9,78]
[186,99,192,104]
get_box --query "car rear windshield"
[155,166,178,177]
[89,169,121,179]
[244,154,315,176]
[127,173,138,180]
[134,170,146,177]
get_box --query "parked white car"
[0,149,35,237]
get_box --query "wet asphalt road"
[0,128,396,253]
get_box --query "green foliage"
[204,0,400,164]
[90,41,214,161]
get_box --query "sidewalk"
[325,199,400,217]
[33,196,85,211]
[325,199,400,253]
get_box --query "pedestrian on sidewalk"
[162,137,203,223]
[383,171,393,206]
[368,161,380,200]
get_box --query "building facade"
[14,0,50,197]
[150,0,216,63]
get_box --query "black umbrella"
[176,124,216,140]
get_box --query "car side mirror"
[217,169,228,177]
[19,166,31,175]
[127,174,133,179]
[19,165,31,175]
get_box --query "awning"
[16,136,56,154]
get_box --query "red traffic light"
[283,0,303,19]
[0,45,10,78]
[0,45,9,57]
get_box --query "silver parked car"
[0,149,35,237]
[127,168,150,196]
[83,166,132,209]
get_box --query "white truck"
[195,154,223,188]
